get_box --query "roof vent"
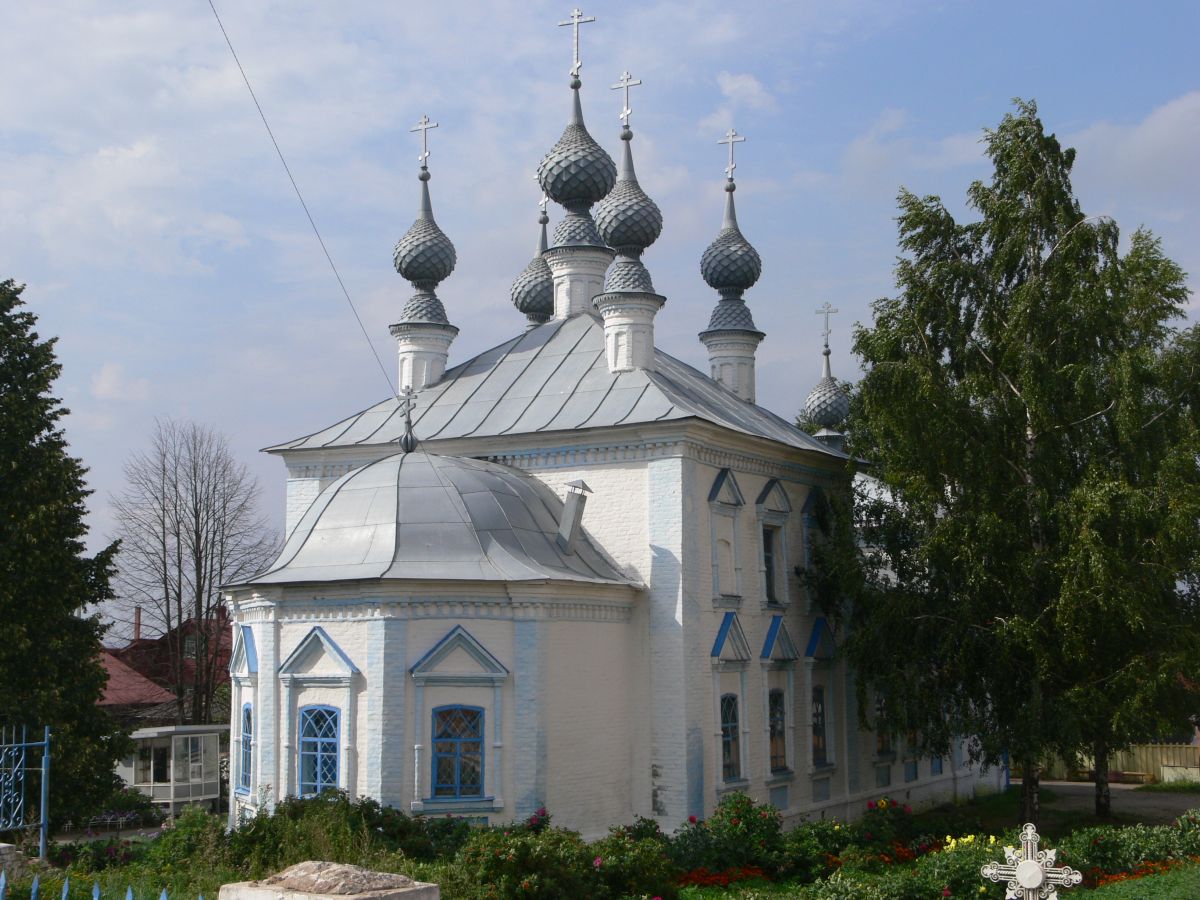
[556,480,593,554]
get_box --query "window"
[875,696,892,755]
[812,685,828,767]
[904,759,919,782]
[768,688,787,772]
[239,704,253,793]
[762,526,778,603]
[298,706,339,796]
[432,706,484,799]
[720,693,741,781]
[183,633,198,658]
[931,756,944,776]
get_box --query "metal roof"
[268,313,846,457]
[231,450,635,588]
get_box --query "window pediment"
[279,626,358,677]
[711,611,751,663]
[411,625,508,685]
[230,625,259,676]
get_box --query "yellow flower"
[979,887,987,894]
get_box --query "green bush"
[591,829,680,899]
[703,793,784,873]
[782,818,851,883]
[446,826,606,899]
[50,837,145,871]
[145,805,227,870]
[852,796,917,848]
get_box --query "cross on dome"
[718,127,746,180]
[410,115,438,169]
[396,386,418,453]
[612,71,642,127]
[815,301,840,350]
[538,193,549,216]
[558,8,596,79]
[980,824,1083,899]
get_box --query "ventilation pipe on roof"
[556,480,592,554]
[134,605,141,641]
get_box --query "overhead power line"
[206,0,397,397]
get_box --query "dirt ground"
[1038,780,1200,825]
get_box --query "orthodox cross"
[397,386,418,453]
[558,8,596,78]
[611,71,642,127]
[718,127,746,180]
[539,193,549,216]
[980,824,1083,899]
[815,301,839,349]
[410,115,438,168]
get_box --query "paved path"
[1038,780,1200,824]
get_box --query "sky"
[3,0,1198,555]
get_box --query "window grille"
[769,688,788,772]
[812,685,828,767]
[432,706,484,799]
[720,693,740,780]
[239,704,253,792]
[762,526,778,603]
[298,706,339,796]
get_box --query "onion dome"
[700,181,762,299]
[537,85,616,248]
[510,208,554,326]
[393,167,457,325]
[804,349,849,428]
[596,127,662,293]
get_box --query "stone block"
[219,861,438,900]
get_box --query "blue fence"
[0,874,203,900]
[0,727,50,859]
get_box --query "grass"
[1085,862,1200,896]
[904,785,1137,841]
[1136,780,1200,793]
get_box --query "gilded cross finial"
[612,71,642,127]
[410,115,438,169]
[397,386,418,453]
[558,8,596,79]
[718,127,746,180]
[980,824,1083,900]
[815,302,840,350]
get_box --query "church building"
[224,13,999,835]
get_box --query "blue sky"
[4,0,1197,550]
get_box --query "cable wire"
[206,0,397,397]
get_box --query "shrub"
[591,829,679,899]
[853,796,917,848]
[666,814,716,872]
[447,826,605,899]
[50,837,144,871]
[784,818,853,882]
[704,792,784,872]
[145,806,227,870]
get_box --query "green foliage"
[1137,780,1200,793]
[782,818,851,882]
[445,826,604,899]
[670,793,784,875]
[591,828,681,899]
[1087,863,1200,898]
[0,279,127,825]
[810,100,1200,822]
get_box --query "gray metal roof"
[233,451,635,588]
[268,313,846,458]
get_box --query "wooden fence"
[1040,743,1200,783]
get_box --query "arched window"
[432,705,484,799]
[720,693,740,781]
[298,705,339,796]
[812,686,828,767]
[239,704,253,792]
[768,689,787,772]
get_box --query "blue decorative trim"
[238,703,253,793]
[410,625,508,681]
[712,611,736,657]
[761,616,783,659]
[805,617,835,660]
[297,705,340,796]
[756,477,792,511]
[708,468,745,505]
[279,626,359,674]
[232,626,258,674]
[429,705,485,801]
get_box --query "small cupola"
[698,128,765,403]
[803,303,850,451]
[390,115,459,392]
[592,72,665,373]
[510,200,554,329]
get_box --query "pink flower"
[593,856,603,868]
[867,800,877,810]
[942,889,951,897]
[903,804,912,814]
[688,815,698,824]
[536,807,547,817]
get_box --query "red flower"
[942,889,951,897]
[688,815,698,824]
[867,800,877,809]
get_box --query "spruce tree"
[813,102,1200,823]
[0,279,126,825]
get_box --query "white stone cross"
[410,115,438,168]
[538,193,549,216]
[815,301,840,347]
[718,127,746,180]
[611,71,642,127]
[558,8,596,78]
[981,824,1083,900]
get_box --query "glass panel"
[153,746,169,783]
[812,686,827,767]
[931,756,944,776]
[769,689,787,772]
[762,527,777,602]
[720,694,740,780]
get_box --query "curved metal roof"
[233,451,634,588]
[268,313,846,458]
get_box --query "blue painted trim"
[428,705,486,801]
[756,477,791,511]
[805,617,834,658]
[410,625,508,677]
[238,703,253,792]
[297,705,340,796]
[711,611,736,657]
[761,615,784,659]
[240,626,258,673]
[279,626,359,674]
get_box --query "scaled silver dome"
[700,184,762,296]
[393,172,457,290]
[804,373,849,428]
[537,89,616,210]
[511,212,553,325]
[595,130,662,252]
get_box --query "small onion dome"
[705,297,759,332]
[804,352,849,428]
[393,168,457,325]
[511,210,553,326]
[537,87,616,212]
[700,181,762,298]
[595,128,662,254]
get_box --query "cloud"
[716,72,776,111]
[91,362,151,403]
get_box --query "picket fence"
[0,872,202,900]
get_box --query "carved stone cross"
[718,127,746,180]
[611,70,642,127]
[558,8,596,78]
[981,824,1083,899]
[410,115,438,168]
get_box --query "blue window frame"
[298,705,339,796]
[238,704,253,792]
[720,693,741,780]
[432,705,484,799]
